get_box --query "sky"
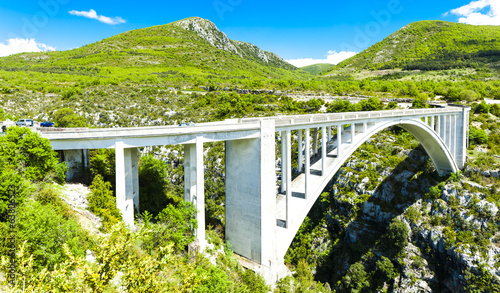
[0,0,499,67]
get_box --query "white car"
[16,119,34,127]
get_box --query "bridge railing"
[240,106,465,128]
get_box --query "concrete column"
[321,127,327,176]
[328,126,332,142]
[351,123,356,143]
[337,125,342,158]
[225,120,276,272]
[452,115,457,159]
[436,115,441,137]
[456,108,470,169]
[281,131,286,194]
[298,130,303,172]
[305,128,310,199]
[131,148,139,214]
[115,142,138,227]
[313,128,318,156]
[184,136,205,250]
[424,116,428,125]
[363,122,367,133]
[446,115,453,148]
[430,116,435,131]
[286,130,292,229]
[441,115,447,143]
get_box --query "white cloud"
[286,50,358,68]
[449,0,500,25]
[0,38,55,57]
[69,9,126,25]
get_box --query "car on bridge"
[16,119,34,127]
[41,121,55,127]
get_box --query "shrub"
[386,218,409,253]
[0,126,65,182]
[142,201,197,252]
[470,127,489,145]
[15,201,88,271]
[89,149,116,188]
[340,262,369,293]
[139,154,178,217]
[88,174,122,230]
[412,95,429,109]
[374,256,397,284]
[52,107,87,128]
[475,101,490,114]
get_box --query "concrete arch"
[277,118,459,258]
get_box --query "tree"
[470,127,489,145]
[359,97,383,111]
[88,174,122,230]
[374,256,397,284]
[341,262,369,293]
[139,154,178,217]
[386,218,409,253]
[412,95,429,109]
[0,126,66,182]
[52,108,87,128]
[90,149,116,188]
[475,101,490,114]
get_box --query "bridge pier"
[184,136,206,250]
[298,130,303,172]
[115,142,139,227]
[225,120,288,284]
[59,149,90,182]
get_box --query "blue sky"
[0,0,499,66]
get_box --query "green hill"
[329,20,500,73]
[300,63,335,75]
[0,17,308,81]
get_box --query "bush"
[52,107,87,128]
[139,154,179,217]
[470,127,489,145]
[142,201,197,252]
[0,126,65,182]
[340,262,369,292]
[359,97,383,111]
[88,174,122,230]
[412,95,429,109]
[14,201,88,271]
[374,256,397,284]
[386,218,409,253]
[89,149,116,188]
[475,101,490,114]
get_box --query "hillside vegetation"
[301,63,336,75]
[330,21,500,73]
[0,17,309,82]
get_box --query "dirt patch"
[61,183,102,235]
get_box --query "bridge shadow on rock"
[287,143,448,290]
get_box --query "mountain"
[300,63,335,75]
[329,21,500,73]
[0,17,307,80]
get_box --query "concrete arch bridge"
[41,105,470,283]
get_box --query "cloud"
[0,38,55,57]
[449,0,500,25]
[69,9,126,25]
[286,50,358,68]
